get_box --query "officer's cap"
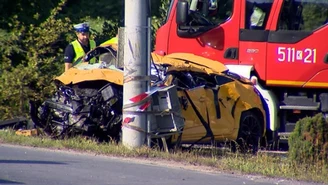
[73,22,90,33]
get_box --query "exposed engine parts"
[30,80,123,142]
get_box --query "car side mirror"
[176,0,189,25]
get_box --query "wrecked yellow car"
[29,44,266,152]
[138,53,267,152]
[30,45,123,142]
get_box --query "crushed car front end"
[30,45,124,142]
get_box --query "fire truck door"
[238,0,277,81]
[172,0,239,65]
[266,0,328,87]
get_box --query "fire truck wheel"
[234,110,263,154]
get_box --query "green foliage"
[288,113,328,166]
[59,0,124,44]
[0,0,71,119]
[0,0,62,29]
[0,0,170,120]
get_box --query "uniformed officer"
[63,22,96,71]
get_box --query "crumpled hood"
[55,44,123,86]
[55,64,123,86]
[151,52,228,75]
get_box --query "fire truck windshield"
[183,0,233,26]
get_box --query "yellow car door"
[178,86,208,142]
[206,75,239,139]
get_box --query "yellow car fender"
[232,84,266,137]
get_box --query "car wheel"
[234,110,263,154]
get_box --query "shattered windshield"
[72,46,121,71]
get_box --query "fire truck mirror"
[176,0,189,25]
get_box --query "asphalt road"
[0,144,324,185]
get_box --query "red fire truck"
[154,0,328,149]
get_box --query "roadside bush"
[0,0,71,119]
[288,113,328,165]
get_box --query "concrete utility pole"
[122,0,149,148]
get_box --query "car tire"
[234,110,263,154]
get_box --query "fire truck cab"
[154,0,328,149]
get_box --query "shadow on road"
[0,160,66,165]
[0,179,24,184]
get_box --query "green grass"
[0,129,327,184]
